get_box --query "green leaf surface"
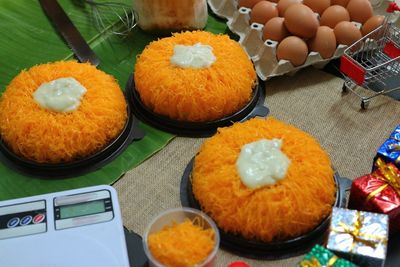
[0,0,227,200]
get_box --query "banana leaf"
[0,0,228,200]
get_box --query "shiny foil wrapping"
[297,245,358,267]
[389,125,400,139]
[374,126,400,170]
[327,208,389,267]
[349,162,400,232]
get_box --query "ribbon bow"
[366,158,400,203]
[299,256,338,267]
[333,211,387,252]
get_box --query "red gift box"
[349,158,400,232]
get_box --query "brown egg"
[251,1,279,25]
[303,0,331,15]
[277,0,302,16]
[277,36,309,66]
[331,0,350,6]
[263,17,290,42]
[361,15,385,36]
[284,4,320,38]
[334,21,362,45]
[346,0,373,24]
[320,5,350,28]
[238,0,264,8]
[308,26,337,59]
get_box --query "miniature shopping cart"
[340,2,400,109]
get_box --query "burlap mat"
[114,68,400,267]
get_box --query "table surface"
[115,67,400,266]
[115,3,400,266]
[1,1,399,266]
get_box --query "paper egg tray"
[208,0,361,81]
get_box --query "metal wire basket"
[340,2,400,109]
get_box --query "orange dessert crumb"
[134,31,256,122]
[193,117,336,242]
[0,61,127,164]
[148,218,215,267]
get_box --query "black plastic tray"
[124,227,148,267]
[0,93,145,179]
[126,75,269,137]
[180,158,351,260]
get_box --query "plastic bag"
[134,0,208,33]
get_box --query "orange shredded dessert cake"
[192,117,336,242]
[0,61,127,164]
[148,218,215,267]
[134,31,257,122]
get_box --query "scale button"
[33,214,45,224]
[20,215,33,226]
[7,217,20,228]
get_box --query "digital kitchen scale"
[0,185,130,267]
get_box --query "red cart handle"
[387,2,400,13]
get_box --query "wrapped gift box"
[326,208,389,267]
[375,125,400,169]
[349,158,400,232]
[389,125,400,139]
[375,139,400,169]
[297,244,358,267]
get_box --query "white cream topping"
[33,77,87,113]
[236,139,291,189]
[170,43,216,69]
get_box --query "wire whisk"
[83,0,137,36]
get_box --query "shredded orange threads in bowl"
[148,218,216,267]
[192,117,336,242]
[134,31,257,122]
[0,61,127,164]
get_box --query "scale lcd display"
[60,200,105,219]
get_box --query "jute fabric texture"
[115,68,400,266]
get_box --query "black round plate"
[180,158,351,260]
[126,75,269,137]
[0,92,145,179]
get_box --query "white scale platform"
[0,185,130,267]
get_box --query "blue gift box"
[374,125,400,170]
[389,125,400,140]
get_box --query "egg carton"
[208,0,362,80]
[208,0,237,20]
[238,16,352,80]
